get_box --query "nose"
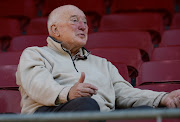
[78,21,87,31]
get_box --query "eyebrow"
[70,15,87,20]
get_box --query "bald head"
[47,5,85,35]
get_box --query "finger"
[78,91,92,97]
[83,83,98,91]
[78,72,85,83]
[174,97,180,108]
[169,100,176,108]
[81,87,97,95]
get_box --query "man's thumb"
[78,72,85,83]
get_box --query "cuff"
[59,86,71,104]
[152,92,168,108]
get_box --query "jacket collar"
[47,36,90,60]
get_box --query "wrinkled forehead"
[58,6,86,21]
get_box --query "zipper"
[66,51,79,72]
[49,36,79,72]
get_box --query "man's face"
[57,7,88,50]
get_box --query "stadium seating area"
[0,1,180,120]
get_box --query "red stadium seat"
[0,0,37,18]
[26,17,48,35]
[0,90,21,113]
[0,18,21,51]
[0,65,18,88]
[137,60,180,92]
[111,0,174,14]
[91,48,143,85]
[151,47,180,61]
[136,84,180,92]
[111,63,129,82]
[99,13,164,44]
[8,35,47,52]
[137,60,180,86]
[160,29,180,47]
[110,0,174,25]
[86,31,153,61]
[170,13,180,29]
[0,18,21,38]
[0,52,22,65]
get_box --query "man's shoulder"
[89,53,110,64]
[21,46,52,57]
[23,46,48,53]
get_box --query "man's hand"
[160,89,180,108]
[68,72,98,100]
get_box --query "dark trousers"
[35,97,153,113]
[35,97,100,113]
[35,97,153,122]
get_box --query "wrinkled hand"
[68,72,98,100]
[160,89,180,108]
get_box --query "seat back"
[111,0,174,26]
[0,52,22,65]
[138,60,180,86]
[0,0,36,18]
[111,0,174,14]
[8,35,47,52]
[0,90,21,113]
[26,17,48,35]
[160,29,180,47]
[136,84,180,92]
[99,13,164,34]
[0,65,18,88]
[151,47,180,61]
[86,31,153,61]
[0,18,21,38]
[170,13,180,29]
[91,48,143,81]
[0,18,21,51]
[111,63,129,82]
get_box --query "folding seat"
[99,13,164,44]
[0,18,21,51]
[151,47,180,61]
[0,90,21,113]
[26,17,48,35]
[170,13,180,29]
[137,60,180,92]
[91,48,143,86]
[110,0,174,25]
[0,52,22,65]
[86,31,153,61]
[8,35,47,52]
[160,29,180,47]
[0,65,18,88]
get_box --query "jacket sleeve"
[16,48,70,106]
[108,62,167,108]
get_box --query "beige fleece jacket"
[16,36,167,114]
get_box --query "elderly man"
[16,5,180,114]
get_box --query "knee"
[73,97,100,111]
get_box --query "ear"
[51,24,60,37]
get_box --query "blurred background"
[0,0,180,117]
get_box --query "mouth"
[77,33,86,38]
